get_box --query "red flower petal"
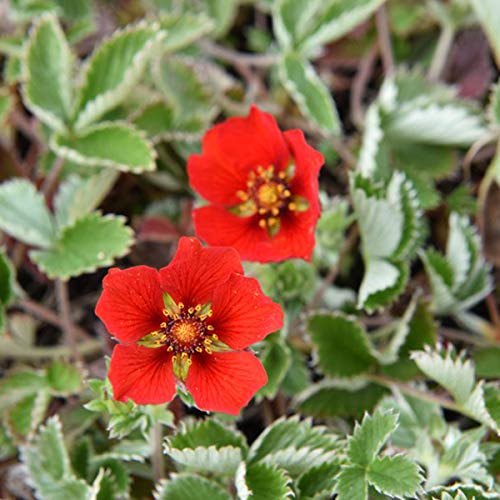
[187,105,290,206]
[108,344,176,405]
[186,351,267,415]
[211,273,283,349]
[95,266,164,343]
[193,205,317,262]
[159,237,243,306]
[284,129,324,213]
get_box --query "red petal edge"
[211,273,283,350]
[95,266,165,343]
[186,351,268,415]
[109,344,176,405]
[159,237,243,306]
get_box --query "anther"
[178,302,185,309]
[288,202,297,211]
[259,219,267,229]
[207,325,214,331]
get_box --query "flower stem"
[150,422,165,482]
[428,24,454,81]
[55,279,80,361]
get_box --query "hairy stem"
[150,422,165,482]
[55,279,80,361]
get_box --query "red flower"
[95,237,283,415]
[188,105,324,263]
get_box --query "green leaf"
[54,171,119,229]
[5,390,50,442]
[308,313,376,377]
[152,56,217,123]
[52,122,156,172]
[46,360,83,395]
[411,346,475,405]
[0,89,13,125]
[385,101,486,147]
[295,379,387,418]
[21,415,92,499]
[249,416,338,463]
[154,473,231,500]
[470,0,500,68]
[280,52,341,135]
[297,461,340,499]
[367,455,422,497]
[164,445,242,476]
[0,179,56,248]
[274,0,385,54]
[257,337,292,399]
[336,465,367,500]
[75,22,164,129]
[30,212,133,280]
[132,101,206,142]
[203,0,238,37]
[474,347,500,378]
[281,347,310,396]
[167,418,247,451]
[0,370,49,412]
[347,410,398,467]
[160,13,214,52]
[0,248,15,306]
[240,463,294,500]
[23,14,73,132]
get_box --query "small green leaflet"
[420,213,492,315]
[279,52,341,135]
[308,313,376,377]
[273,0,385,55]
[236,462,294,500]
[30,212,133,280]
[52,122,157,172]
[154,473,231,500]
[23,14,73,132]
[0,179,57,248]
[412,345,500,434]
[75,22,165,130]
[351,171,421,312]
[160,13,214,52]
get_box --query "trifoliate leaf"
[30,212,133,280]
[470,0,500,68]
[75,22,164,129]
[347,410,399,467]
[295,379,387,418]
[165,445,242,476]
[46,360,83,395]
[23,14,73,132]
[54,171,119,230]
[51,122,156,172]
[240,462,294,500]
[154,473,231,500]
[160,13,214,52]
[366,455,422,498]
[280,51,341,135]
[336,465,367,500]
[0,179,56,248]
[308,313,376,377]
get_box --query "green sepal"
[209,339,232,353]
[136,332,164,348]
[163,292,180,316]
[267,219,281,238]
[289,195,310,212]
[172,355,191,382]
[228,199,257,217]
[197,302,212,318]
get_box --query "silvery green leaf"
[154,473,231,500]
[23,14,73,132]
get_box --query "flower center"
[144,300,217,356]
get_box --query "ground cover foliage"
[0,0,500,498]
